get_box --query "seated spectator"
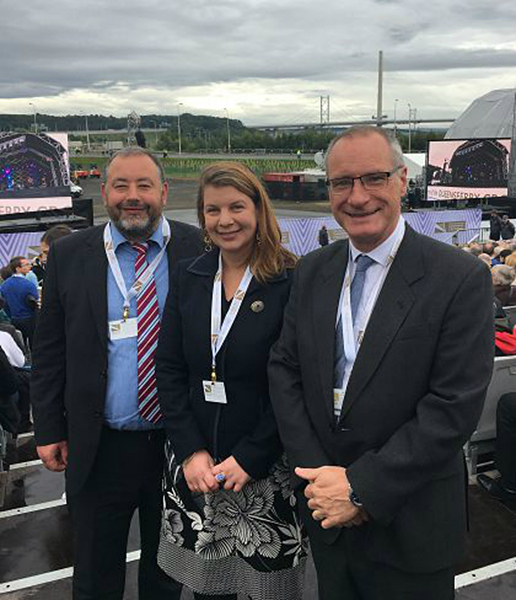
[477,393,516,508]
[0,329,31,432]
[492,265,516,306]
[0,265,12,284]
[0,346,20,436]
[0,330,25,368]
[0,257,39,347]
[504,252,516,269]
[478,253,493,268]
[501,215,516,240]
[498,248,513,264]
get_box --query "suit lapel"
[313,243,349,423]
[85,227,108,357]
[340,227,424,419]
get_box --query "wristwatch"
[349,486,363,508]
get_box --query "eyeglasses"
[326,167,403,196]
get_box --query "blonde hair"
[197,162,297,283]
[504,251,516,269]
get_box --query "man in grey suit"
[269,126,494,600]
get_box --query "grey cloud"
[1,0,516,115]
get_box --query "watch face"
[350,490,363,507]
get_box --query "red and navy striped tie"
[133,242,162,423]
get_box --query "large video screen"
[0,132,72,215]
[426,138,511,201]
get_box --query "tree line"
[0,112,444,153]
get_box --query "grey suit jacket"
[269,225,494,572]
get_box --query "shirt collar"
[349,216,406,268]
[110,217,165,251]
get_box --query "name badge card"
[202,380,228,404]
[108,318,137,341]
[333,388,345,418]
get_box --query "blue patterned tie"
[334,254,376,388]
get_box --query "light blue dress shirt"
[338,216,406,399]
[104,218,169,430]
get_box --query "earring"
[256,232,262,246]
[204,232,212,252]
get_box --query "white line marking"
[9,459,43,470]
[455,556,516,588]
[0,551,141,593]
[0,498,65,519]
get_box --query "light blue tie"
[334,254,376,388]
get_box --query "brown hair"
[197,161,297,283]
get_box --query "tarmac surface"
[1,428,516,598]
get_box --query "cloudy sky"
[2,0,516,127]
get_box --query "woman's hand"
[183,450,218,493]
[212,456,251,492]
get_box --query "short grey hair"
[492,264,515,286]
[105,147,165,183]
[324,126,405,174]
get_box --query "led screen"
[0,132,72,215]
[426,138,511,201]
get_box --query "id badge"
[202,380,228,404]
[333,388,345,419]
[108,318,137,341]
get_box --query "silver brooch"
[250,300,265,313]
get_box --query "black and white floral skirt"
[158,445,308,599]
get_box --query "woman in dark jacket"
[156,162,306,600]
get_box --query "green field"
[70,155,317,179]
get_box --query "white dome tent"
[446,89,516,140]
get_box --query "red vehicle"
[72,166,89,179]
[89,164,101,178]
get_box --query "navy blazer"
[31,220,203,495]
[156,249,293,480]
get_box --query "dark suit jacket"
[269,225,494,573]
[31,220,203,495]
[155,249,292,480]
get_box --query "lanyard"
[337,227,405,367]
[210,253,253,381]
[104,219,171,320]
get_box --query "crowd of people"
[460,234,516,513]
[0,225,73,437]
[1,128,501,600]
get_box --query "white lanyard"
[210,253,253,381]
[104,219,171,320]
[337,229,405,366]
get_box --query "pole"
[177,103,183,154]
[225,108,231,153]
[85,114,91,151]
[29,103,37,133]
[394,99,399,134]
[376,51,383,127]
[407,103,412,153]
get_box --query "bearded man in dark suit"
[269,126,494,600]
[31,147,203,600]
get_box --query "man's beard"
[108,201,161,242]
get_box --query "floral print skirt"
[158,445,308,599]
